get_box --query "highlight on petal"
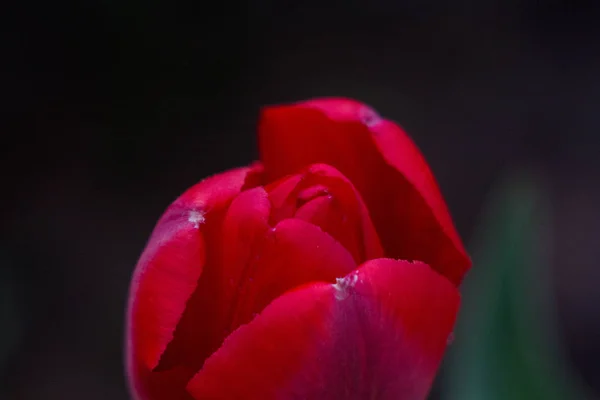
[126,164,263,400]
[186,258,460,400]
[258,98,471,284]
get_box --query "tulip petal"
[296,164,384,262]
[265,163,384,263]
[227,218,358,329]
[126,165,263,400]
[151,187,271,378]
[186,258,460,400]
[259,98,470,284]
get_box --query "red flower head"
[126,98,471,400]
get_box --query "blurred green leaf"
[442,169,587,400]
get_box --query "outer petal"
[258,98,470,284]
[126,165,262,400]
[187,259,460,400]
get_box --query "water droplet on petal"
[188,210,205,228]
[333,273,358,301]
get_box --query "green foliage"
[443,169,587,400]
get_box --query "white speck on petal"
[359,106,382,127]
[188,210,205,228]
[333,273,358,301]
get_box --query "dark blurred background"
[2,0,600,398]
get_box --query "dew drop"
[188,210,205,228]
[333,273,358,301]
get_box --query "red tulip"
[126,98,471,400]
